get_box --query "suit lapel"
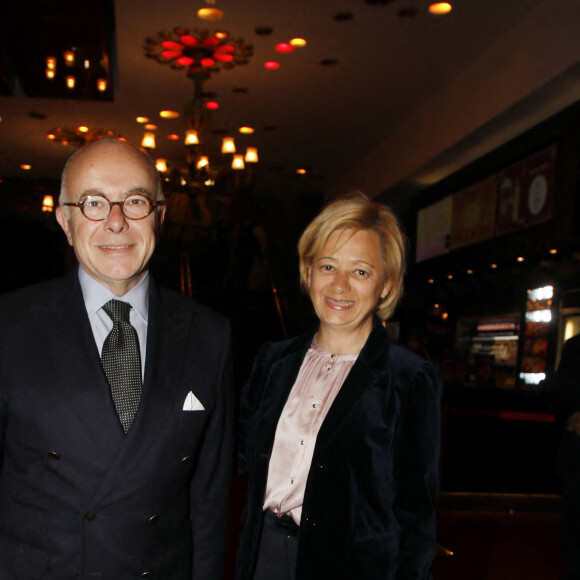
[90,281,194,503]
[33,270,125,463]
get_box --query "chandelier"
[143,27,257,196]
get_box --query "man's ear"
[55,207,74,246]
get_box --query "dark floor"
[224,482,563,579]
[434,510,561,579]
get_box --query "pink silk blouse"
[263,338,358,525]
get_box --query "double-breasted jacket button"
[140,571,152,577]
[84,510,97,521]
[47,451,60,460]
[181,455,191,464]
[148,514,159,525]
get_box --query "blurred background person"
[546,333,580,580]
[237,192,442,580]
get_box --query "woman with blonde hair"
[238,192,441,580]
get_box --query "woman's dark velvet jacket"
[237,318,442,580]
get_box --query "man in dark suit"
[0,139,233,579]
[547,333,580,580]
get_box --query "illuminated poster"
[449,174,497,251]
[416,196,452,262]
[495,143,556,235]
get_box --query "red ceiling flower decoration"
[144,27,253,79]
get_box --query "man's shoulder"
[156,285,230,328]
[0,275,72,310]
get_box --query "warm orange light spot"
[96,78,107,92]
[77,126,89,133]
[290,38,307,47]
[160,110,179,119]
[428,279,434,284]
[144,124,157,131]
[64,50,75,66]
[66,76,76,89]
[46,133,56,140]
[239,127,254,134]
[136,117,149,124]
[549,248,558,254]
[517,256,525,262]
[168,134,180,141]
[296,168,307,175]
[447,274,453,280]
[46,56,57,70]
[20,164,32,171]
[197,8,224,20]
[466,269,473,275]
[46,69,56,79]
[490,263,498,269]
[429,2,452,15]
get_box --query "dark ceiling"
[1,0,579,205]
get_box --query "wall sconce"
[155,158,167,173]
[66,76,76,89]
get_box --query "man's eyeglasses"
[63,193,164,221]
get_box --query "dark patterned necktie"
[101,299,142,433]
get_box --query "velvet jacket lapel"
[315,320,391,453]
[264,319,392,458]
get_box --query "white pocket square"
[183,391,205,411]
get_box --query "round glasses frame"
[63,193,164,221]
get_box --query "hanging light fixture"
[41,195,54,213]
[231,154,245,170]
[221,136,236,154]
[141,131,156,150]
[244,147,258,163]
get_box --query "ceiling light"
[296,168,306,175]
[239,126,254,134]
[221,137,236,154]
[549,248,558,254]
[77,126,89,133]
[144,124,157,130]
[290,38,307,47]
[64,50,75,66]
[136,117,149,124]
[42,195,54,213]
[517,256,525,262]
[429,2,452,15]
[155,159,168,173]
[160,110,180,119]
[197,8,224,20]
[184,129,199,146]
[244,147,259,163]
[231,154,245,170]
[264,61,280,70]
[205,101,219,110]
[141,132,156,150]
[276,43,294,54]
[168,134,180,141]
[20,164,32,170]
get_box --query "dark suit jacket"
[237,319,441,580]
[0,268,233,580]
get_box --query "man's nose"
[104,202,128,232]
